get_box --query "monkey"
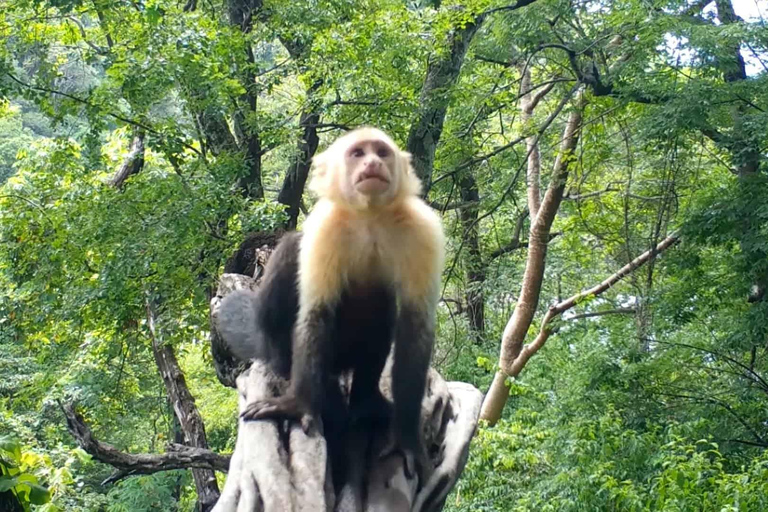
[237,126,445,483]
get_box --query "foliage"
[0,436,51,511]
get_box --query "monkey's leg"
[322,378,350,494]
[241,305,335,434]
[348,337,392,426]
[348,297,396,425]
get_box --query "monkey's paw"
[241,395,317,434]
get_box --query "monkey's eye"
[376,147,390,158]
[350,148,365,158]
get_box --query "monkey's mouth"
[356,169,390,185]
[355,170,390,195]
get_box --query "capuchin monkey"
[217,127,445,483]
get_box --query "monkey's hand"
[241,395,316,434]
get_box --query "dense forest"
[1,0,767,509]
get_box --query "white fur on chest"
[342,215,399,285]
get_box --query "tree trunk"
[146,298,220,511]
[714,0,767,302]
[406,20,481,191]
[480,92,584,424]
[458,174,485,338]
[210,285,484,512]
[228,0,264,200]
[278,81,322,229]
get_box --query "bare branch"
[652,390,766,445]
[109,129,146,189]
[564,184,620,200]
[507,234,679,378]
[519,65,545,218]
[61,402,230,483]
[567,308,636,321]
[428,199,480,212]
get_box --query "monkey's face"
[343,138,399,200]
[309,127,422,207]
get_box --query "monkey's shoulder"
[393,198,443,235]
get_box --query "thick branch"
[405,0,541,191]
[277,81,322,229]
[109,129,146,189]
[553,235,679,316]
[480,92,585,424]
[520,65,543,218]
[481,235,678,424]
[61,402,230,483]
[228,0,265,200]
[509,235,679,377]
[406,20,481,191]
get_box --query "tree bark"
[210,328,484,512]
[519,65,556,218]
[146,298,221,511]
[713,0,767,302]
[62,402,230,483]
[406,18,481,191]
[228,0,265,200]
[481,233,679,424]
[212,233,281,387]
[405,1,540,191]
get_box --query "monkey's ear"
[399,150,423,197]
[308,151,331,197]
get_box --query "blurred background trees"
[1,0,767,509]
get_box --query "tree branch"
[109,128,146,189]
[481,0,539,17]
[566,307,636,320]
[428,199,480,212]
[507,234,679,378]
[61,402,230,484]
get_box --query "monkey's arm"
[389,201,444,480]
[390,302,435,479]
[239,304,337,432]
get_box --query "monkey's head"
[309,127,422,208]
